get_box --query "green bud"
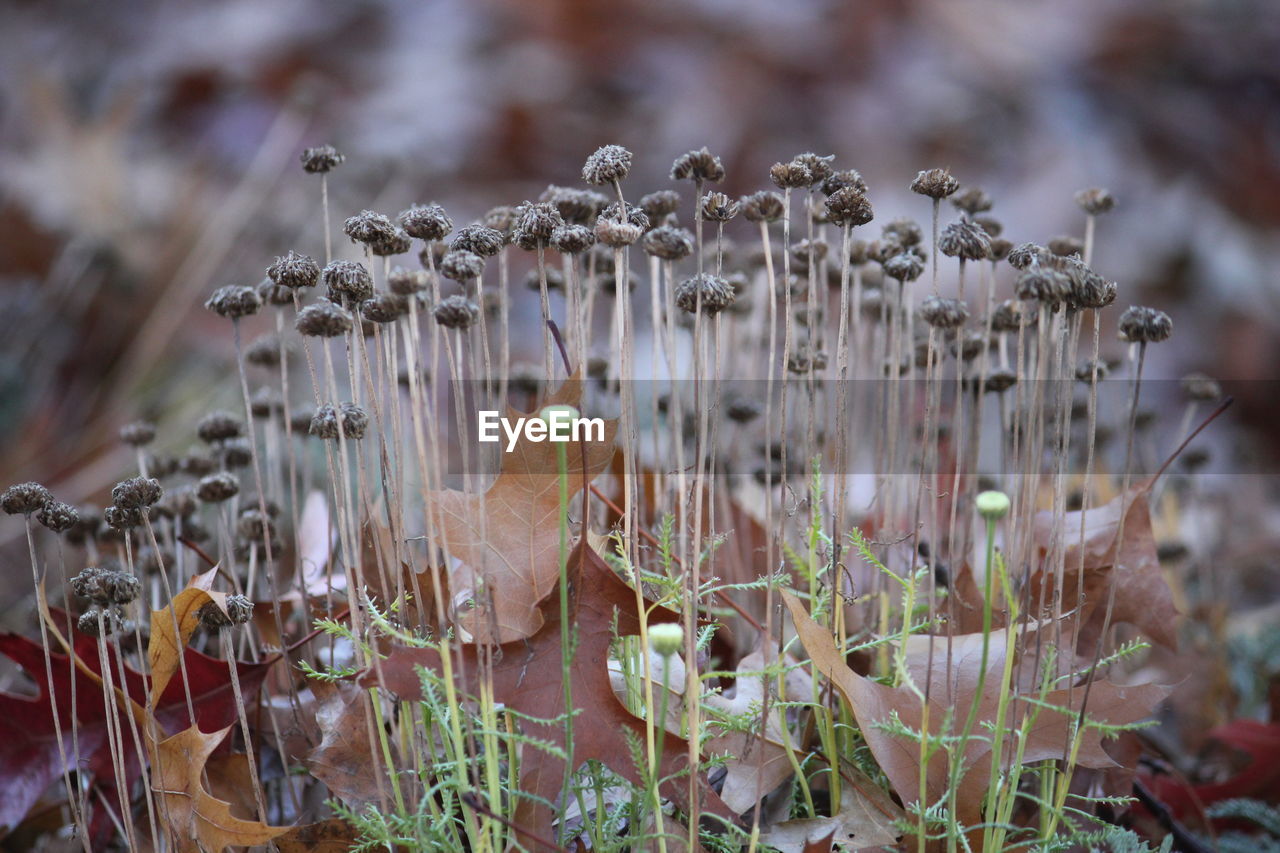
[975,490,1010,520]
[647,623,684,658]
[537,404,580,441]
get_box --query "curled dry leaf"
[151,725,289,853]
[783,591,1170,833]
[425,370,617,643]
[306,681,390,811]
[149,567,228,702]
[757,764,905,852]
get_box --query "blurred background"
[2,0,1279,560]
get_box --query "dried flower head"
[205,285,262,320]
[119,420,157,447]
[439,250,485,282]
[257,280,296,307]
[35,500,78,533]
[824,187,874,227]
[322,260,374,304]
[1048,235,1084,257]
[726,398,762,423]
[643,225,695,261]
[990,299,1025,333]
[218,438,252,469]
[983,369,1018,394]
[343,210,398,246]
[78,609,122,637]
[1118,306,1173,343]
[1075,188,1115,216]
[882,218,924,247]
[524,266,566,292]
[740,191,785,223]
[266,250,320,289]
[1015,269,1072,308]
[196,411,243,444]
[180,453,217,477]
[640,190,681,222]
[910,168,960,199]
[883,252,925,282]
[787,346,828,374]
[309,403,368,440]
[670,147,725,183]
[938,219,991,260]
[71,567,110,604]
[197,472,239,503]
[295,302,354,337]
[700,192,740,222]
[1181,372,1221,401]
[1007,242,1050,270]
[433,295,480,330]
[111,477,162,509]
[369,228,411,257]
[3,482,52,515]
[104,504,148,530]
[104,572,141,605]
[789,153,835,186]
[951,187,993,215]
[549,224,595,255]
[449,224,505,258]
[599,201,650,231]
[821,168,867,196]
[919,296,970,329]
[541,186,608,225]
[987,237,1013,262]
[300,145,343,174]
[512,201,565,250]
[974,216,1003,238]
[1061,259,1116,310]
[399,204,453,241]
[360,293,408,324]
[582,144,633,186]
[388,266,430,295]
[595,218,644,248]
[674,273,736,316]
[769,160,811,189]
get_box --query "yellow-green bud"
[538,404,580,441]
[976,490,1010,520]
[648,623,684,658]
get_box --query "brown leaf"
[362,542,737,839]
[306,681,389,811]
[151,725,288,853]
[1031,488,1178,651]
[148,567,227,702]
[275,817,363,852]
[783,591,1168,833]
[758,764,904,851]
[426,371,617,643]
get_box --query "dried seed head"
[1060,259,1116,310]
[180,453,217,477]
[205,285,262,320]
[36,500,78,533]
[226,594,253,625]
[740,190,785,223]
[726,398,762,424]
[71,568,109,604]
[640,190,682,223]
[951,330,988,361]
[439,250,485,282]
[196,411,243,444]
[257,280,296,307]
[343,210,398,246]
[674,273,736,316]
[700,191,740,222]
[322,260,373,304]
[588,244,617,273]
[919,296,969,329]
[482,205,517,238]
[419,241,448,270]
[524,266,566,292]
[786,345,828,374]
[104,504,148,530]
[550,224,595,255]
[237,507,276,541]
[111,477,162,509]
[159,486,198,519]
[78,609,122,637]
[882,252,925,283]
[1075,359,1110,382]
[951,187,993,215]
[821,168,867,196]
[1015,268,1072,308]
[197,472,240,503]
[1075,188,1115,216]
[295,302,354,337]
[987,238,1013,262]
[3,482,52,515]
[433,295,480,330]
[218,438,252,469]
[983,369,1018,393]
[790,153,835,186]
[974,216,1003,238]
[104,572,141,605]
[938,219,991,260]
[450,224,505,258]
[642,225,695,261]
[388,266,430,295]
[670,147,725,183]
[244,334,285,368]
[990,300,1025,333]
[198,601,231,630]
[399,204,453,241]
[910,168,959,200]
[582,144,633,186]
[1047,235,1084,257]
[119,420,157,447]
[513,201,565,250]
[595,218,644,248]
[601,271,638,296]
[1007,242,1050,270]
[1181,372,1220,401]
[308,403,368,440]
[360,293,409,324]
[599,201,650,230]
[300,145,343,174]
[541,185,609,225]
[1118,306,1172,344]
[266,250,320,289]
[882,218,924,247]
[369,228,411,257]
[769,160,811,189]
[824,188,874,227]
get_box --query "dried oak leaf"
[425,370,616,643]
[151,724,289,852]
[757,764,905,852]
[1030,487,1178,652]
[306,681,390,811]
[362,542,737,838]
[784,591,1169,833]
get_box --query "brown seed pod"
[36,500,78,533]
[197,472,240,503]
[388,266,430,295]
[196,411,243,444]
[1075,188,1115,216]
[343,210,398,246]
[700,192,740,223]
[920,296,970,329]
[450,224,506,258]
[1047,235,1084,257]
[821,168,867,196]
[674,273,736,316]
[640,190,682,222]
[512,201,564,250]
[740,191,785,223]
[951,186,993,215]
[824,187,874,227]
[910,168,959,200]
[322,260,374,304]
[1118,306,1172,344]
[111,477,162,509]
[1181,372,1221,401]
[300,145,343,174]
[433,295,480,330]
[399,204,453,241]
[594,218,643,248]
[119,421,158,447]
[671,147,725,183]
[938,220,991,260]
[769,160,811,189]
[266,250,320,289]
[550,224,595,255]
[642,225,695,261]
[1007,242,1050,270]
[542,186,609,225]
[2,482,51,516]
[582,144,633,186]
[296,302,354,338]
[439,250,485,282]
[360,293,409,324]
[205,285,262,320]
